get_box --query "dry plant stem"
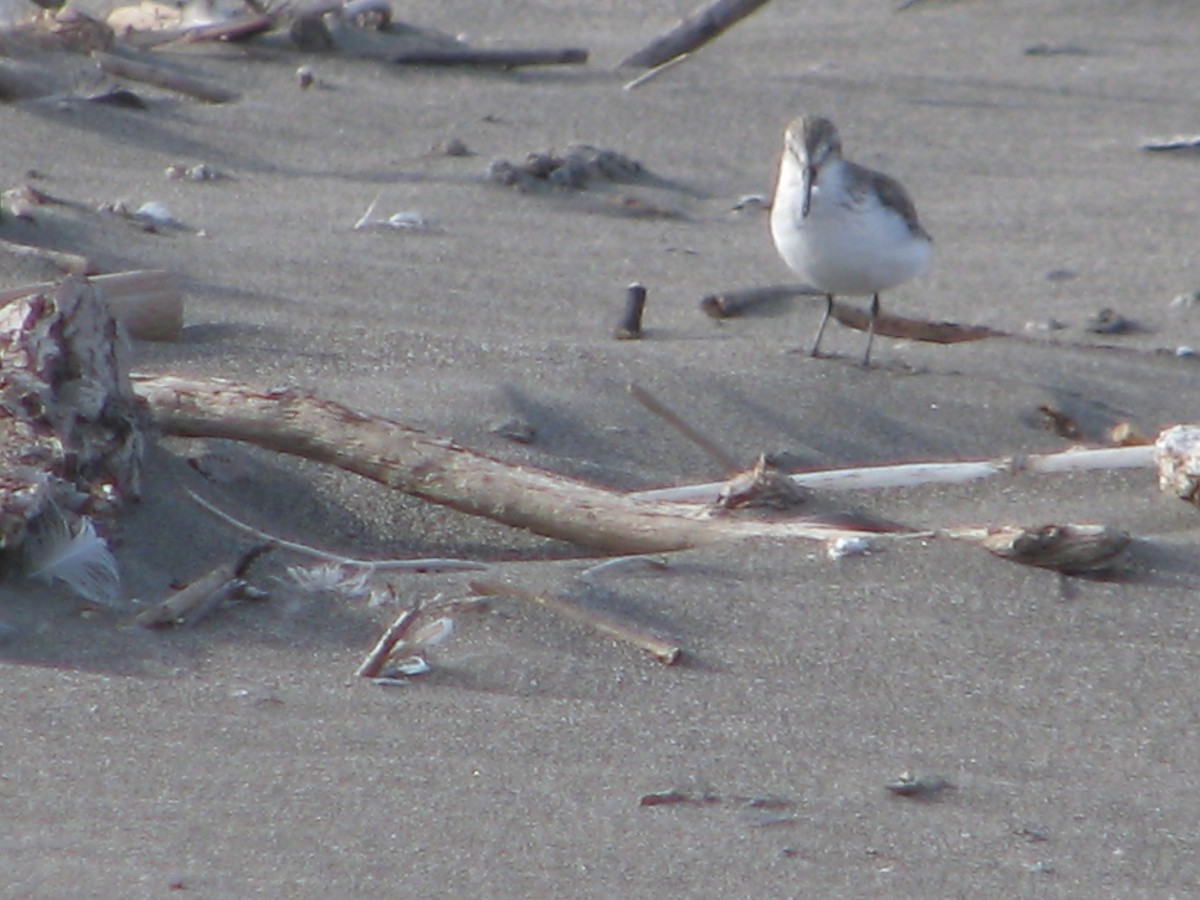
[186,488,489,573]
[627,382,739,471]
[356,605,421,678]
[621,53,692,91]
[470,579,681,664]
[392,47,588,67]
[93,51,239,103]
[619,0,773,68]
[135,375,884,554]
[700,284,817,319]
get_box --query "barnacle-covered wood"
[1154,424,1200,506]
[0,278,142,549]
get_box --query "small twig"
[619,0,773,69]
[470,579,681,664]
[356,604,421,678]
[699,284,817,319]
[579,555,669,585]
[628,382,739,472]
[621,52,692,91]
[186,489,489,573]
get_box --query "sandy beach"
[3,0,1200,895]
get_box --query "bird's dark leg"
[810,294,834,358]
[861,294,880,368]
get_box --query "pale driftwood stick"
[628,382,739,471]
[356,605,421,678]
[392,47,588,68]
[470,579,681,664]
[618,0,773,69]
[130,543,272,628]
[134,375,887,554]
[0,237,94,274]
[93,51,239,103]
[633,445,1157,503]
[0,271,183,341]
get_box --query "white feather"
[25,513,121,607]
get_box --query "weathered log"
[132,375,889,554]
[619,0,773,69]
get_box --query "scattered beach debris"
[885,771,955,799]
[1,270,184,342]
[1036,403,1082,440]
[614,282,647,340]
[164,162,224,182]
[0,278,141,557]
[825,534,873,561]
[618,0,773,70]
[700,284,815,320]
[639,787,796,828]
[488,144,648,193]
[715,455,808,511]
[295,64,314,88]
[628,381,739,472]
[1024,43,1089,57]
[23,509,121,606]
[469,578,682,664]
[978,523,1131,576]
[132,543,272,628]
[1142,134,1200,154]
[489,416,537,444]
[1170,290,1200,311]
[94,50,239,103]
[1084,307,1141,335]
[1155,424,1200,506]
[285,562,372,601]
[578,554,669,586]
[356,600,456,681]
[352,196,435,232]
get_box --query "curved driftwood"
[132,375,888,554]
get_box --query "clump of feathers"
[22,508,121,607]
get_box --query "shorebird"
[770,115,932,366]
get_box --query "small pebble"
[296,65,314,89]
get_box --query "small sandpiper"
[770,115,932,367]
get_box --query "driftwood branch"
[132,374,887,554]
[619,0,773,69]
[1,270,183,342]
[93,51,239,103]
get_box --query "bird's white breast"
[771,154,930,297]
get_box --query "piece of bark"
[392,46,588,68]
[0,278,142,550]
[470,578,681,664]
[619,0,773,69]
[131,543,271,628]
[133,375,889,554]
[93,50,239,103]
[977,524,1131,575]
[0,270,183,342]
[829,300,1000,344]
